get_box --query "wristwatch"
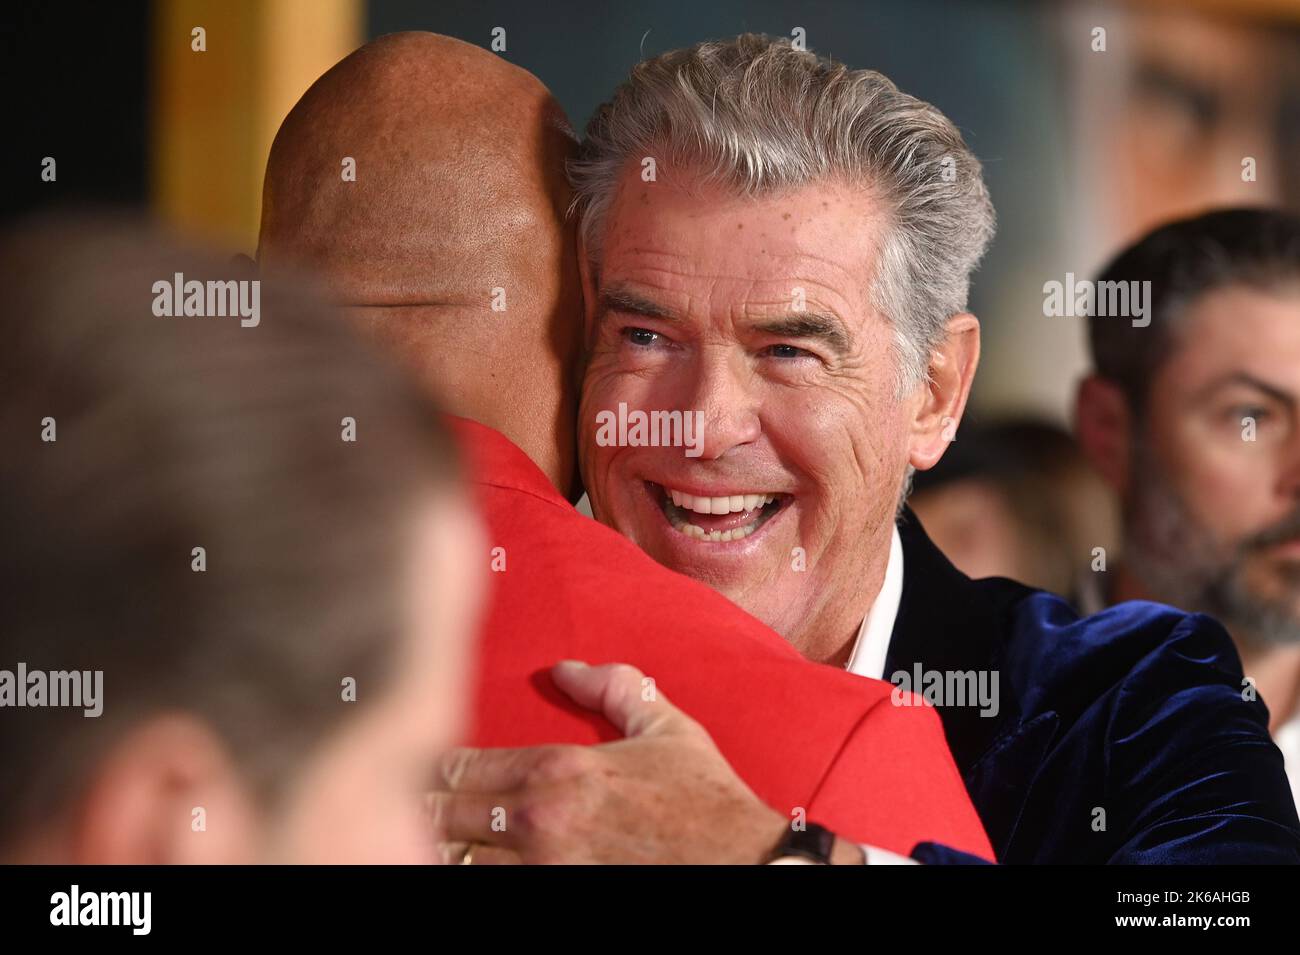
[765,822,840,865]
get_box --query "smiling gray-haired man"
[571,35,992,666]
[432,34,1300,864]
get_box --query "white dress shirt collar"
[844,524,904,681]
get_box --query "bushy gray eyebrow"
[751,313,850,356]
[598,285,679,321]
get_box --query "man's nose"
[680,347,762,461]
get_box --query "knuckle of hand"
[532,744,592,783]
[609,662,643,683]
[515,796,566,839]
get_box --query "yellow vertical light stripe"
[152,0,362,251]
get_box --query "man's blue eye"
[766,344,809,359]
[625,328,659,346]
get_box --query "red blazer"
[455,417,993,860]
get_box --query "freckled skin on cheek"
[578,170,913,663]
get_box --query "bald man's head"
[259,32,582,498]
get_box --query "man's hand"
[427,660,791,864]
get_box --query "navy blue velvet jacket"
[890,511,1300,864]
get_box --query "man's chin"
[628,532,805,643]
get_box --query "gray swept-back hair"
[568,33,995,393]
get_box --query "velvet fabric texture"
[891,510,1300,864]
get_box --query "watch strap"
[765,821,838,865]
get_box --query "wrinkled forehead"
[597,166,890,318]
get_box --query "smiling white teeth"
[663,487,779,515]
[668,519,760,542]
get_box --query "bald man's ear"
[909,313,980,471]
[1075,374,1133,497]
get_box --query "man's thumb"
[550,661,687,738]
